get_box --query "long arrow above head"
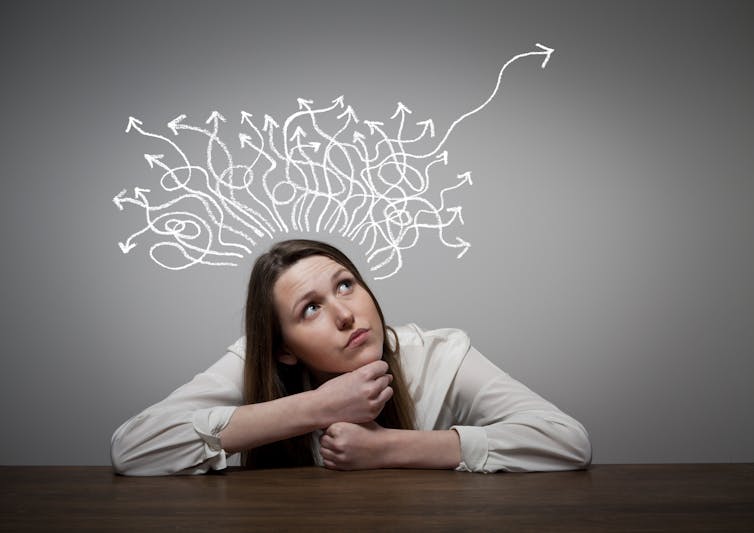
[429,42,555,155]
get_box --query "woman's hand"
[319,421,388,470]
[314,360,393,425]
[321,424,463,471]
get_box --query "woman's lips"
[346,328,370,348]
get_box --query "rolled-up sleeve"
[445,347,592,473]
[111,347,245,476]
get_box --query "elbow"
[110,423,140,476]
[533,415,592,471]
[571,424,592,469]
[111,454,129,476]
[110,429,129,475]
[109,419,154,476]
[558,419,592,470]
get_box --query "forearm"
[381,429,461,470]
[111,358,244,476]
[223,359,396,456]
[470,413,592,472]
[219,389,328,454]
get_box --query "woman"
[111,239,591,475]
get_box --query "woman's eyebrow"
[290,290,316,316]
[331,267,348,281]
[290,268,350,315]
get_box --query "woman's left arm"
[443,346,592,473]
[319,422,460,470]
[319,346,591,472]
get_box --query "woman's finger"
[369,374,393,398]
[319,447,337,461]
[319,435,338,451]
[358,359,389,379]
[376,385,394,405]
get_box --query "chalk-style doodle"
[114,44,554,279]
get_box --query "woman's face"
[273,255,385,382]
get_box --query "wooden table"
[1,464,753,531]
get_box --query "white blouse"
[111,324,591,475]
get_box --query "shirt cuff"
[191,406,238,470]
[451,425,489,473]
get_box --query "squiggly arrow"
[115,44,554,278]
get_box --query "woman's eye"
[302,303,318,318]
[337,279,354,293]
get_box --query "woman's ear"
[277,350,298,366]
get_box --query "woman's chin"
[358,346,384,366]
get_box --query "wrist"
[381,428,404,468]
[381,429,462,470]
[308,388,337,429]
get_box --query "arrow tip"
[144,154,164,168]
[206,111,227,124]
[263,114,278,131]
[118,241,136,254]
[125,116,142,133]
[456,238,471,259]
[167,114,186,135]
[112,189,127,210]
[535,43,554,68]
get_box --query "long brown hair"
[242,239,415,468]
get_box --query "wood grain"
[1,464,753,531]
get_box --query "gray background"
[1,0,752,465]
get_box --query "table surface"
[1,464,753,531]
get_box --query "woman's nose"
[333,301,354,329]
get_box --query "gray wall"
[1,0,752,465]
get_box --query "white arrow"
[535,43,554,68]
[337,105,359,124]
[289,126,307,142]
[118,240,136,253]
[144,153,164,169]
[125,116,142,133]
[454,238,471,258]
[446,206,464,225]
[416,119,435,139]
[391,102,412,119]
[364,120,384,135]
[239,133,253,148]
[206,110,227,125]
[134,187,151,202]
[112,189,127,210]
[457,171,473,186]
[167,114,187,136]
[426,42,556,156]
[262,114,279,132]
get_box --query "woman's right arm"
[111,346,392,476]
[110,349,245,476]
[219,360,394,453]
